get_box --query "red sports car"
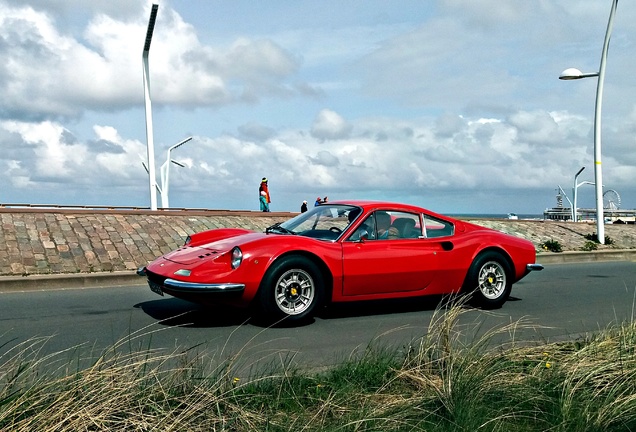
[138,201,543,323]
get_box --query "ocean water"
[449,213,543,220]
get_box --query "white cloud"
[3,0,143,20]
[1,121,84,179]
[308,150,339,167]
[0,1,308,120]
[0,120,147,192]
[0,102,628,212]
[310,109,353,140]
[0,0,634,213]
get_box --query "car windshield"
[273,204,362,241]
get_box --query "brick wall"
[1,209,635,277]
[0,209,289,276]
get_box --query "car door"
[341,211,440,296]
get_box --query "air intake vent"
[198,251,218,259]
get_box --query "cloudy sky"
[1,0,635,215]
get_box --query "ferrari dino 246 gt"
[138,201,543,323]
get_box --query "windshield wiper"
[265,223,279,233]
[265,223,296,235]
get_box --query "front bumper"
[137,266,245,296]
[162,278,245,294]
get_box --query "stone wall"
[1,208,635,277]
[0,209,288,276]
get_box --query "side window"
[388,212,421,239]
[347,211,422,241]
[349,213,377,241]
[423,214,454,238]
[374,211,394,240]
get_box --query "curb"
[1,250,634,293]
[536,249,636,265]
[0,271,145,293]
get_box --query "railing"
[544,207,636,223]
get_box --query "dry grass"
[2,299,636,431]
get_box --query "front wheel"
[256,256,324,324]
[463,252,512,309]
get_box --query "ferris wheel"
[603,189,621,210]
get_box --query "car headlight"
[231,247,243,269]
[174,269,191,277]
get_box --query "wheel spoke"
[275,268,315,315]
[478,261,506,300]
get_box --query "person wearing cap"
[259,177,271,212]
[314,197,322,207]
[300,200,308,213]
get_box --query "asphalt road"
[2,261,635,375]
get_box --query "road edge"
[1,249,634,293]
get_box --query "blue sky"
[1,0,635,214]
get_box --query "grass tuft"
[2,302,636,431]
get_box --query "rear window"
[423,214,454,238]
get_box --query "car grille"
[144,269,168,295]
[146,269,167,287]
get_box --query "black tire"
[256,255,324,323]
[463,251,512,309]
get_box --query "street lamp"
[142,4,159,210]
[572,167,595,222]
[559,0,618,244]
[160,136,193,208]
[572,167,584,222]
[558,185,574,218]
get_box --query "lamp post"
[559,0,618,244]
[572,167,584,222]
[558,185,574,218]
[142,4,159,210]
[160,136,193,208]
[572,167,595,222]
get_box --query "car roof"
[328,200,439,216]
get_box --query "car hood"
[162,232,267,265]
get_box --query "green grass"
[2,302,636,431]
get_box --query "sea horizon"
[448,213,543,220]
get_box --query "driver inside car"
[375,211,399,239]
[349,211,398,241]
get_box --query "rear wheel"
[256,256,324,323]
[464,251,512,309]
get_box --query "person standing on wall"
[300,200,308,213]
[259,178,271,212]
[259,191,270,212]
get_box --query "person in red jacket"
[259,178,271,212]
